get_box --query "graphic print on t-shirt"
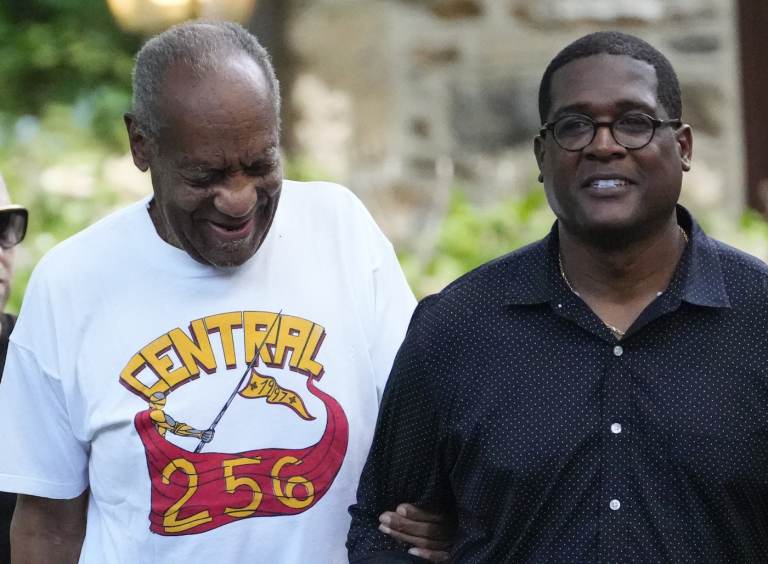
[119,310,349,536]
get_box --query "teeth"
[592,179,626,189]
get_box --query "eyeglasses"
[539,113,682,152]
[0,205,28,249]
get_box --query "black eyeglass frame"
[0,205,28,249]
[539,113,683,152]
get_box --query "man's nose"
[213,175,258,218]
[584,123,626,159]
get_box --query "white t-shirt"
[0,180,416,563]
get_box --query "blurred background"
[1,0,766,308]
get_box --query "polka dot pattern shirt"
[348,207,768,563]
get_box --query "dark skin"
[126,55,283,269]
[534,54,693,333]
[11,55,453,562]
[10,491,87,563]
[378,504,454,561]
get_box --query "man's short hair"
[131,20,281,140]
[538,31,682,123]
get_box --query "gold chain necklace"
[558,226,689,339]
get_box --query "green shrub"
[400,188,768,299]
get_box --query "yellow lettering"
[120,311,326,397]
[222,457,263,518]
[140,335,192,391]
[161,458,212,533]
[297,323,325,378]
[205,312,243,368]
[273,316,313,369]
[169,319,217,377]
[119,353,153,398]
[271,456,315,509]
[243,311,278,365]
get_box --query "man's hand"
[200,428,215,443]
[378,503,454,562]
[11,490,88,563]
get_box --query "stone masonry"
[289,0,744,246]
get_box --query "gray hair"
[131,20,281,140]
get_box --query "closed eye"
[245,160,278,177]
[183,171,223,188]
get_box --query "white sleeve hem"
[0,473,87,499]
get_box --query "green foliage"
[400,188,768,299]
[740,210,768,239]
[1,103,141,314]
[0,3,141,313]
[0,2,139,145]
[0,1,766,315]
[400,188,555,298]
[282,157,335,183]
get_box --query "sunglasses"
[0,205,28,249]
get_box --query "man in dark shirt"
[348,31,768,563]
[0,172,29,563]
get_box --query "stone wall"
[289,0,743,245]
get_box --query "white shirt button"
[611,423,622,434]
[609,499,621,511]
[613,345,623,357]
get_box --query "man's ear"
[676,123,693,172]
[534,134,546,181]
[124,113,152,172]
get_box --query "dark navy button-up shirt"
[348,207,768,563]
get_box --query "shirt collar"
[674,206,731,309]
[503,205,731,309]
[501,225,561,306]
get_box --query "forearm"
[10,491,87,564]
[348,298,452,560]
[348,458,449,559]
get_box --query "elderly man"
[0,22,445,563]
[348,31,768,562]
[0,173,28,564]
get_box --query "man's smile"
[580,174,635,197]
[205,216,256,241]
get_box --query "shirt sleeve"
[347,296,454,560]
[0,256,89,499]
[0,341,89,498]
[370,240,417,399]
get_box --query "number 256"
[161,455,316,533]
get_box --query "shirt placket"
[598,340,634,563]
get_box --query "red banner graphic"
[135,378,348,535]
